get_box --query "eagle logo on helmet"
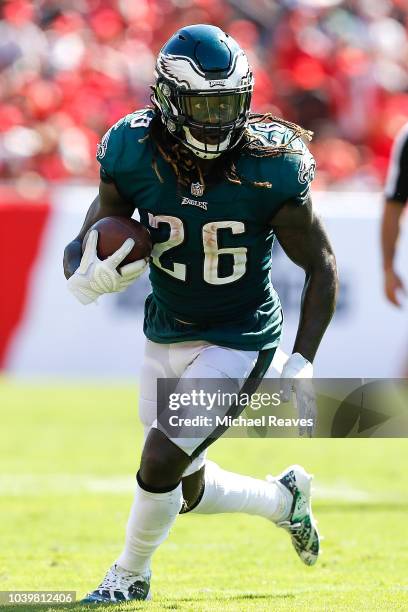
[157,54,208,90]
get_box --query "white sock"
[116,477,183,575]
[190,461,292,522]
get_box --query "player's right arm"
[63,181,135,279]
[382,124,408,306]
[63,114,151,304]
[63,181,146,305]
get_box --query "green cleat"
[272,465,320,566]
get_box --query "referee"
[382,123,408,307]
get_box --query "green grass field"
[1,380,408,611]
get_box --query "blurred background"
[1,6,407,605]
[2,0,408,188]
[0,0,407,378]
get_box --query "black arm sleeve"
[385,124,408,205]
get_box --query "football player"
[63,25,338,603]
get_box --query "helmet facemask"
[153,80,252,159]
[179,89,252,158]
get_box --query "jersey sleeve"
[96,109,154,184]
[384,123,408,205]
[96,118,126,183]
[247,122,316,211]
[276,141,316,206]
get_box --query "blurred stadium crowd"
[1,0,408,192]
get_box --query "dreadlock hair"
[143,108,313,192]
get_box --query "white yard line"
[0,474,135,495]
[313,483,375,502]
[0,474,397,503]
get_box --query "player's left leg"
[183,461,319,566]
[176,345,291,522]
[177,347,320,567]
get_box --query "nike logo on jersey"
[181,197,208,211]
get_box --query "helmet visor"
[181,93,249,126]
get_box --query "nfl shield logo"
[191,182,204,197]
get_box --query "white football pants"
[139,339,261,476]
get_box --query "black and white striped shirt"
[385,123,408,205]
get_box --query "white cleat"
[81,564,152,604]
[269,465,320,566]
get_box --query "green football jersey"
[96,109,316,351]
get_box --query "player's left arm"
[271,195,338,363]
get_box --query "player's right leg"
[82,340,206,604]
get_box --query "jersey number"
[148,214,247,285]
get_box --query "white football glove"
[280,352,317,437]
[67,229,148,305]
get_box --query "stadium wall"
[1,186,407,379]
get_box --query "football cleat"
[81,564,151,604]
[269,465,320,566]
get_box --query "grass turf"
[0,380,407,611]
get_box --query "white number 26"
[148,214,247,285]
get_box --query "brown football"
[82,216,152,266]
